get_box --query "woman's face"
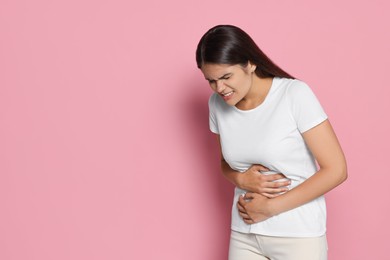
[201,63,256,106]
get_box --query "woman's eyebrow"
[205,73,232,81]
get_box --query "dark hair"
[196,25,294,79]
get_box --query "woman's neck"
[236,76,274,110]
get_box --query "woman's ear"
[247,61,256,73]
[251,64,256,73]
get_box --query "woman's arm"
[238,119,347,224]
[216,135,291,198]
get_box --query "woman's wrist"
[267,196,283,217]
[234,172,244,189]
[221,166,244,189]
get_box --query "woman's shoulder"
[208,92,225,111]
[208,92,219,105]
[275,77,313,96]
[276,77,308,88]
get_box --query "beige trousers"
[229,230,328,260]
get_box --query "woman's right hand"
[237,164,291,198]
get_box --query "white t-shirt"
[209,77,328,237]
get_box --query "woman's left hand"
[237,193,274,224]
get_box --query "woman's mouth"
[221,91,234,101]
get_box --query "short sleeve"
[286,81,328,133]
[208,94,219,134]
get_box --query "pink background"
[1,0,389,259]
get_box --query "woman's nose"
[216,80,225,93]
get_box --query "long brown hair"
[196,25,294,79]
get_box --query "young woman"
[196,25,347,260]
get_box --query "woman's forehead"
[201,63,239,77]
